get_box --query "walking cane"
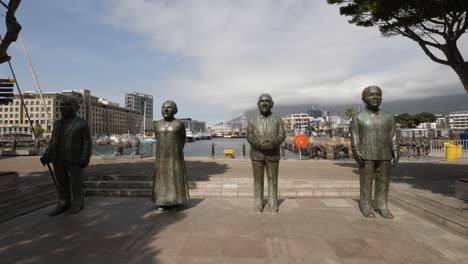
[46,162,58,188]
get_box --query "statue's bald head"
[257,93,274,116]
[361,85,382,99]
[257,93,273,104]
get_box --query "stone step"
[389,189,468,238]
[83,181,151,189]
[85,188,151,197]
[83,180,359,189]
[0,183,55,204]
[0,189,56,212]
[83,175,152,181]
[85,187,359,198]
[390,184,468,220]
[0,190,56,223]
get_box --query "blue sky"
[2,0,467,125]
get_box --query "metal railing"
[429,140,468,159]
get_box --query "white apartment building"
[436,116,446,128]
[0,89,143,137]
[417,122,438,129]
[283,113,314,131]
[445,111,468,129]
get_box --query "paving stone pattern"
[1,197,468,264]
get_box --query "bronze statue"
[41,97,92,216]
[350,86,399,219]
[247,94,286,213]
[152,100,189,211]
[0,0,22,64]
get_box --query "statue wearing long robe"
[152,119,190,206]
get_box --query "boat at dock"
[186,130,195,142]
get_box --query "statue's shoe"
[360,207,375,218]
[48,204,69,217]
[254,205,263,213]
[170,204,184,211]
[269,205,279,214]
[68,204,84,214]
[375,208,394,219]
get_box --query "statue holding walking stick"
[41,97,92,216]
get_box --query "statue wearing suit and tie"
[350,86,399,219]
[41,97,92,216]
[247,94,286,213]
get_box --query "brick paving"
[1,156,468,263]
[1,197,468,264]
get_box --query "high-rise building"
[179,118,192,131]
[125,92,153,131]
[191,120,207,133]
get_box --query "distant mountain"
[243,93,468,118]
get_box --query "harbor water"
[92,138,301,159]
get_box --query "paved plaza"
[1,197,468,264]
[0,156,468,263]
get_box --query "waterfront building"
[192,120,207,133]
[212,122,226,133]
[225,115,247,131]
[0,89,143,137]
[283,113,314,132]
[417,122,438,129]
[179,118,192,131]
[445,111,468,129]
[435,115,446,128]
[178,118,207,132]
[125,92,153,131]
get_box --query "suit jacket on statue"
[44,116,92,165]
[247,113,286,161]
[350,109,399,161]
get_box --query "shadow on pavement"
[0,197,204,263]
[84,160,230,181]
[335,162,468,197]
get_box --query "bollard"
[211,142,215,158]
[242,143,246,159]
[150,142,153,157]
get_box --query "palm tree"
[345,107,354,119]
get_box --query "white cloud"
[86,0,467,114]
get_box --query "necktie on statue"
[262,116,268,135]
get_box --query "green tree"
[416,112,437,123]
[34,124,45,137]
[328,0,468,93]
[345,107,354,118]
[395,113,420,128]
